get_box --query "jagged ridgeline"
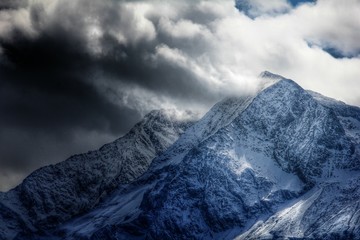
[1,72,360,240]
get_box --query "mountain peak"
[259,70,286,80]
[257,71,301,95]
[145,108,200,123]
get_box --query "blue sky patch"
[322,47,359,59]
[306,41,358,59]
[288,0,316,7]
[235,0,316,18]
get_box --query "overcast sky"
[0,0,359,191]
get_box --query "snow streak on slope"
[150,71,282,170]
[238,176,360,239]
[0,109,196,240]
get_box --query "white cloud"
[158,18,209,39]
[296,0,360,56]
[143,0,360,106]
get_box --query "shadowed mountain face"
[1,72,360,240]
[0,109,197,240]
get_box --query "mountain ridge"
[52,74,359,239]
[0,108,197,240]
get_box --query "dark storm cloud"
[95,34,214,101]
[0,0,28,10]
[0,0,222,131]
[1,0,216,101]
[84,1,217,102]
[0,5,141,134]
[0,0,221,190]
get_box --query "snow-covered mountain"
[0,109,196,240]
[1,72,360,240]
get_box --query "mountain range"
[1,72,360,240]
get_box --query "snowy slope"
[236,90,360,239]
[0,109,196,240]
[238,175,360,239]
[309,90,360,159]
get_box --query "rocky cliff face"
[2,72,360,240]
